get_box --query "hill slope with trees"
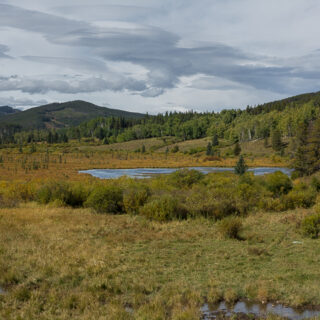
[0,100,144,130]
[0,106,21,117]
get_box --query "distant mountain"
[0,100,145,130]
[0,106,21,117]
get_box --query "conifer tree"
[271,129,282,151]
[305,119,320,174]
[234,155,248,175]
[293,121,309,176]
[233,142,241,156]
[212,134,219,146]
[206,142,213,156]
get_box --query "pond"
[201,301,320,320]
[79,167,292,179]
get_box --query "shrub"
[185,187,238,220]
[36,181,89,207]
[139,194,187,221]
[264,171,293,196]
[282,186,316,210]
[0,181,36,207]
[84,185,123,214]
[5,181,36,202]
[168,169,204,188]
[123,185,150,214]
[37,181,71,205]
[217,216,243,239]
[171,145,179,153]
[291,170,301,180]
[235,183,260,214]
[301,213,320,239]
[311,176,320,191]
[67,183,89,207]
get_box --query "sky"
[1,0,320,113]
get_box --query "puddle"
[0,287,5,294]
[201,301,320,320]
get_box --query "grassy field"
[0,205,319,319]
[0,138,310,320]
[0,137,289,181]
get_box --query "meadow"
[0,205,319,320]
[0,137,288,181]
[0,139,319,320]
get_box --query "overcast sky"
[1,0,320,113]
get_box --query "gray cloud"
[0,96,48,108]
[22,56,108,73]
[0,2,320,111]
[0,75,147,94]
[0,4,85,37]
[140,87,164,97]
[53,4,154,22]
[0,44,12,59]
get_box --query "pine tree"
[305,119,320,174]
[234,155,247,175]
[233,142,241,156]
[30,144,36,154]
[212,134,219,146]
[141,145,146,153]
[271,129,282,151]
[294,119,320,176]
[263,137,268,148]
[293,121,309,176]
[206,142,213,156]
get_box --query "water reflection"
[201,301,320,320]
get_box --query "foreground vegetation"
[0,204,320,320]
[0,170,318,220]
[0,169,320,319]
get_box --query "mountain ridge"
[0,106,21,117]
[0,100,145,130]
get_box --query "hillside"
[0,100,144,130]
[0,106,21,117]
[62,90,320,146]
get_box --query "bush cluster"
[0,169,318,221]
[217,216,243,239]
[84,185,123,214]
[301,213,320,239]
[139,194,188,221]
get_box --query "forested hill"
[2,91,320,146]
[0,100,144,130]
[62,90,320,144]
[245,91,320,115]
[0,106,21,117]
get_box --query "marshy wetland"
[0,167,320,319]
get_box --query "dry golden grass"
[156,137,210,152]
[79,137,171,152]
[0,146,288,181]
[0,206,319,319]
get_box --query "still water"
[201,301,320,320]
[80,167,292,179]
